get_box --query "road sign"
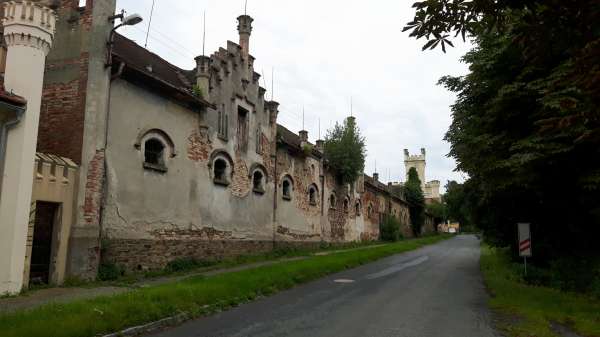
[518,223,532,257]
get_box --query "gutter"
[0,101,26,204]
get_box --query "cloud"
[116,0,471,192]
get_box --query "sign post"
[518,223,532,276]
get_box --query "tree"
[324,117,367,184]
[426,199,446,225]
[405,167,425,236]
[404,0,600,261]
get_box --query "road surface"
[148,235,498,337]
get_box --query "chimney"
[265,101,279,125]
[237,15,253,58]
[194,55,210,101]
[404,149,409,159]
[373,172,379,182]
[299,130,308,146]
[421,148,426,156]
[315,139,324,152]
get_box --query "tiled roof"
[0,85,26,107]
[111,34,211,108]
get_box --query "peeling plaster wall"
[102,79,275,270]
[274,149,322,242]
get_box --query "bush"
[380,215,402,242]
[165,257,216,273]
[97,262,124,281]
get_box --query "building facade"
[20,0,436,284]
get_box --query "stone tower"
[0,0,56,295]
[404,148,426,188]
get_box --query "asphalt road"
[148,235,498,337]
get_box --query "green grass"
[0,235,449,337]
[481,245,600,337]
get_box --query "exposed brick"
[186,128,212,162]
[38,53,89,164]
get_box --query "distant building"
[394,148,441,204]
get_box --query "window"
[237,106,249,151]
[282,179,292,200]
[213,158,228,185]
[367,204,373,218]
[255,124,262,154]
[252,170,265,194]
[329,194,337,209]
[355,201,361,216]
[343,198,349,213]
[143,138,167,172]
[218,104,228,139]
[308,185,318,206]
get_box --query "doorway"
[29,201,58,285]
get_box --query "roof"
[111,34,211,109]
[276,124,323,158]
[277,124,302,149]
[0,85,26,108]
[364,174,408,205]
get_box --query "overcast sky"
[115,0,471,190]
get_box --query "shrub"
[97,262,124,281]
[380,215,402,242]
[165,257,216,273]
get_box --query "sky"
[115,0,471,191]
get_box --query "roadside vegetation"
[404,1,599,334]
[0,235,450,337]
[481,245,600,337]
[79,241,388,285]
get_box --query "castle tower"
[404,148,426,189]
[0,0,57,294]
[237,14,253,58]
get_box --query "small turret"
[237,15,253,58]
[194,55,210,101]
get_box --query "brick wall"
[38,0,94,164]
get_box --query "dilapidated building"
[21,0,435,284]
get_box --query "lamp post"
[106,10,143,67]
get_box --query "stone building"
[0,0,436,287]
[403,148,441,203]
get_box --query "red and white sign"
[518,223,532,257]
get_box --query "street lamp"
[106,10,143,67]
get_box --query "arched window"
[329,194,337,209]
[143,138,167,172]
[308,185,318,206]
[214,159,228,185]
[343,198,349,213]
[282,177,292,201]
[367,203,373,218]
[355,201,361,216]
[252,170,265,194]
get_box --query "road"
[148,235,498,337]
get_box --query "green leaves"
[323,117,367,185]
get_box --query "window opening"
[329,194,337,209]
[282,179,291,200]
[253,170,264,194]
[214,158,228,185]
[309,187,317,206]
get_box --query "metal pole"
[145,0,156,48]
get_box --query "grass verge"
[0,235,449,337]
[480,245,600,337]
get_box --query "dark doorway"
[30,202,58,285]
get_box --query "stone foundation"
[102,239,274,271]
